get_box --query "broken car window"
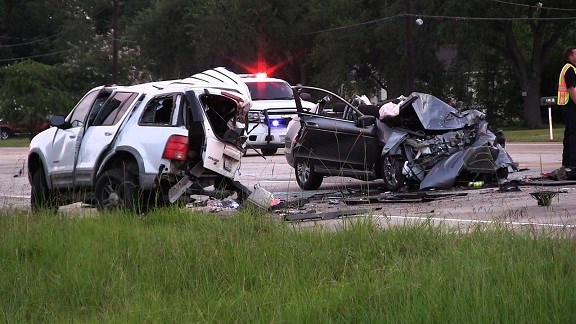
[68,89,110,128]
[140,95,176,125]
[201,94,240,141]
[92,92,138,126]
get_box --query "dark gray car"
[284,86,516,191]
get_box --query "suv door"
[295,114,379,170]
[50,87,110,188]
[74,91,140,185]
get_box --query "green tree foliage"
[439,0,576,127]
[0,0,575,127]
[127,0,314,83]
[0,61,73,137]
[61,30,154,95]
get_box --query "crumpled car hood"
[381,92,517,190]
[400,92,485,130]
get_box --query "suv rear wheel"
[94,168,142,213]
[295,158,323,190]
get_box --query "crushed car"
[28,67,252,213]
[284,86,517,191]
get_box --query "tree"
[0,60,74,138]
[61,30,154,94]
[441,0,576,128]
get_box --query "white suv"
[28,68,252,213]
[240,74,303,156]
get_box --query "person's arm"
[569,86,576,105]
[567,67,576,104]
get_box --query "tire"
[261,148,278,156]
[295,159,323,190]
[0,128,9,140]
[496,167,509,180]
[94,168,142,213]
[30,168,58,213]
[381,155,406,191]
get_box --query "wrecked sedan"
[28,67,252,212]
[284,86,517,191]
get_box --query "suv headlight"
[247,111,261,122]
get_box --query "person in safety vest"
[558,46,576,175]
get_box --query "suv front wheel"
[94,168,141,213]
[31,168,58,213]
[261,148,278,156]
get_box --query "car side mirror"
[355,115,375,127]
[50,115,67,128]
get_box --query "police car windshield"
[246,81,294,100]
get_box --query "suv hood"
[250,99,299,111]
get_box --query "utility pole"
[405,0,414,95]
[112,0,119,84]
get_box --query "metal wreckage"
[376,92,519,190]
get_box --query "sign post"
[540,96,556,140]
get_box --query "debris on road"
[284,209,372,222]
[529,190,568,207]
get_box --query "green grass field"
[0,137,31,148]
[504,127,564,142]
[1,208,575,322]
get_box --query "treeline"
[0,0,575,128]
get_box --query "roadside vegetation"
[0,126,566,148]
[503,126,564,142]
[1,208,575,322]
[0,138,30,148]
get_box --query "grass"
[504,126,564,142]
[0,137,30,148]
[1,208,575,322]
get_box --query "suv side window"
[93,92,138,126]
[68,89,104,127]
[140,95,179,125]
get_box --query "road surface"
[1,143,575,235]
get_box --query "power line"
[0,32,63,48]
[0,49,72,63]
[296,14,403,36]
[0,4,112,49]
[295,11,576,36]
[406,13,576,21]
[482,0,576,12]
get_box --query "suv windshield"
[246,81,294,100]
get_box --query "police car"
[240,73,307,156]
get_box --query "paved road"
[238,142,564,191]
[2,143,575,234]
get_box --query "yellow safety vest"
[558,63,576,105]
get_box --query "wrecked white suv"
[28,68,252,213]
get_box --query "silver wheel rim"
[383,156,398,187]
[296,161,311,183]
